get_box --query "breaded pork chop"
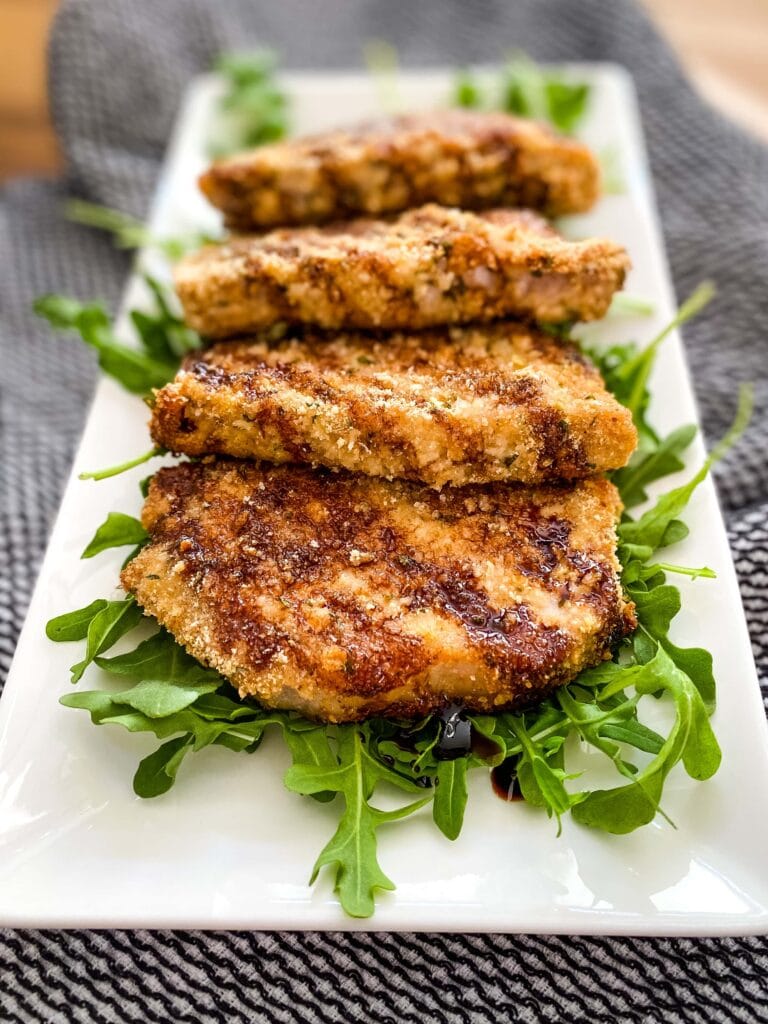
[174,205,629,338]
[150,324,637,488]
[122,461,635,723]
[200,110,601,229]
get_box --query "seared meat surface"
[150,324,637,487]
[200,109,601,229]
[174,205,629,337]
[122,460,635,723]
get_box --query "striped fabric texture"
[1,0,767,1020]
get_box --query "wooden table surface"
[1,0,767,182]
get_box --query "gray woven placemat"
[1,1,767,1020]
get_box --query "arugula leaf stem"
[609,293,655,316]
[653,563,716,580]
[485,715,565,760]
[560,692,641,730]
[624,282,714,415]
[363,40,402,113]
[65,200,211,260]
[79,447,165,481]
[707,383,754,465]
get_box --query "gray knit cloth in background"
[1,1,767,1020]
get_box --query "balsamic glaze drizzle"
[387,706,523,802]
[435,704,473,760]
[491,759,524,802]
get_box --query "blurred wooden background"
[1,0,767,182]
[0,0,60,180]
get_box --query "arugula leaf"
[571,647,721,833]
[134,735,195,798]
[630,587,716,712]
[586,283,714,453]
[626,283,715,417]
[502,715,581,831]
[65,199,212,260]
[135,276,201,359]
[69,597,143,683]
[34,296,177,394]
[61,689,261,745]
[61,644,336,797]
[433,758,469,840]
[46,599,108,642]
[279,724,338,803]
[590,286,710,442]
[70,627,237,725]
[452,54,590,135]
[113,678,221,718]
[619,383,753,556]
[69,630,209,717]
[453,68,483,108]
[95,629,217,682]
[557,687,643,781]
[35,275,199,397]
[210,50,289,156]
[542,79,590,135]
[189,693,258,721]
[81,512,148,559]
[600,718,664,757]
[613,424,696,508]
[285,726,429,917]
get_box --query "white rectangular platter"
[1,65,767,934]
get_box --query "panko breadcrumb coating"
[150,323,637,487]
[174,205,629,337]
[121,460,635,723]
[200,109,601,229]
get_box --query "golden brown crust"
[121,460,635,723]
[200,110,601,228]
[174,205,629,337]
[150,324,637,487]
